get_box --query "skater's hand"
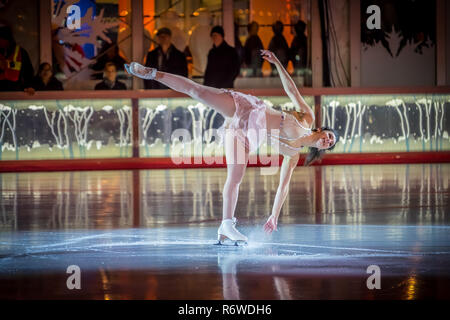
[260,50,279,65]
[264,214,278,234]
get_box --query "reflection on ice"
[1,224,449,278]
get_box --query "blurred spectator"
[91,45,126,79]
[269,21,289,75]
[31,63,63,91]
[290,20,308,71]
[234,22,245,67]
[243,21,264,77]
[204,25,240,88]
[94,62,127,90]
[0,24,34,92]
[144,27,187,89]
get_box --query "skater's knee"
[224,175,244,191]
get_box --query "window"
[51,0,132,90]
[234,0,312,88]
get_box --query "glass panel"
[322,94,450,153]
[143,0,223,80]
[2,94,447,161]
[51,0,132,90]
[139,95,314,158]
[0,99,132,160]
[234,0,312,88]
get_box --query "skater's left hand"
[264,214,278,234]
[260,50,279,65]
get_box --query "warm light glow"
[99,268,112,300]
[143,0,155,38]
[249,0,297,74]
[405,274,418,300]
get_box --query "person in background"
[31,63,63,91]
[268,21,289,75]
[95,62,127,90]
[243,21,264,77]
[0,24,34,93]
[204,25,240,88]
[92,45,126,73]
[234,22,245,67]
[144,27,187,89]
[290,20,308,72]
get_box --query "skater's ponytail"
[303,127,339,166]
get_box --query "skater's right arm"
[264,154,300,234]
[261,50,314,126]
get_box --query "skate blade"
[214,241,247,246]
[214,234,227,245]
[214,237,248,246]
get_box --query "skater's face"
[314,129,336,150]
[211,33,223,47]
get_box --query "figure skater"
[125,50,339,245]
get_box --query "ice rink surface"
[0,164,449,299]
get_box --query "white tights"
[155,71,235,117]
[153,71,249,220]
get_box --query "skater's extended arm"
[261,50,314,125]
[264,154,299,233]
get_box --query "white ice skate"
[124,62,157,80]
[216,217,248,246]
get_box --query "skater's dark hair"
[303,127,339,166]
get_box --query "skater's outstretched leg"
[125,62,236,118]
[126,62,247,244]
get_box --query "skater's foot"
[217,218,248,245]
[124,62,157,80]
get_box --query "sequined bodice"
[267,110,312,156]
[216,89,312,156]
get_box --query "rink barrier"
[0,86,449,172]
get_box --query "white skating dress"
[217,89,312,157]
